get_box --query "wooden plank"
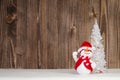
[16,0,27,68]
[57,0,71,68]
[107,0,120,68]
[39,0,48,69]
[36,0,41,69]
[25,0,38,68]
[46,0,58,69]
[115,0,120,68]
[0,0,13,68]
[6,0,17,68]
[68,0,77,68]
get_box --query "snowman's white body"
[76,61,91,74]
[76,58,96,74]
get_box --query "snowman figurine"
[72,41,96,74]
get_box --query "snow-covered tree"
[90,18,106,73]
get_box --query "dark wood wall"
[0,0,120,69]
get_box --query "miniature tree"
[90,18,106,73]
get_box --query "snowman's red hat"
[78,41,93,53]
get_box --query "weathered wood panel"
[16,0,27,68]
[106,0,120,68]
[47,0,58,68]
[26,0,38,68]
[0,0,120,69]
[0,0,16,68]
[0,0,9,68]
[39,0,48,69]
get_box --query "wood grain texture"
[16,0,27,68]
[39,0,48,68]
[0,0,120,69]
[47,0,58,68]
[0,0,8,68]
[106,0,120,68]
[26,0,38,68]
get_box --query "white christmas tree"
[90,18,106,73]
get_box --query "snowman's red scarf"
[74,56,93,72]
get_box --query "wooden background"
[0,0,120,69]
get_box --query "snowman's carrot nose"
[86,47,89,52]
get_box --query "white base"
[0,69,120,80]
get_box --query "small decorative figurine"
[72,41,96,74]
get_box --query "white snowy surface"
[0,69,120,80]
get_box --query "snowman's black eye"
[79,49,84,53]
[88,50,92,52]
[83,49,86,51]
